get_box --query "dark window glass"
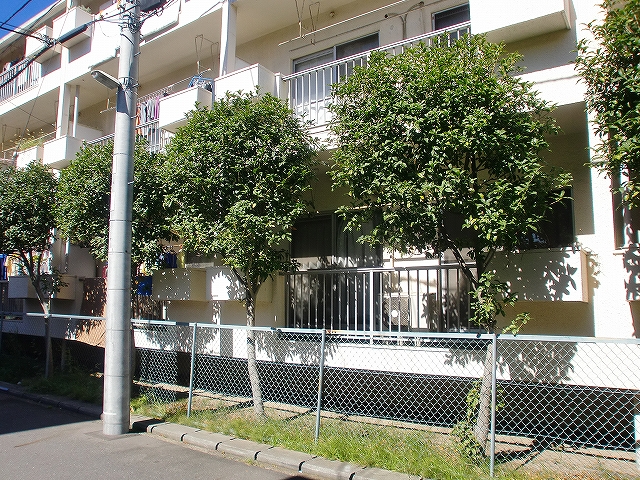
[335,33,379,59]
[433,4,470,30]
[521,188,575,249]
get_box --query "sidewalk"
[0,381,421,480]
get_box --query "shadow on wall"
[622,245,640,337]
[624,244,640,301]
[491,248,589,302]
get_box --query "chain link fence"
[130,321,640,479]
[0,313,106,373]
[2,315,639,478]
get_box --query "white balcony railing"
[0,60,41,104]
[87,120,172,153]
[286,263,474,333]
[283,22,471,127]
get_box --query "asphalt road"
[0,392,311,480]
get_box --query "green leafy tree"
[330,35,571,452]
[163,92,317,416]
[0,162,59,376]
[576,0,640,208]
[56,140,172,271]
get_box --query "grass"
[0,353,42,384]
[0,353,621,480]
[21,369,103,404]
[130,395,557,480]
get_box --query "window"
[291,213,382,269]
[292,33,379,124]
[289,213,383,331]
[520,188,575,249]
[433,4,470,31]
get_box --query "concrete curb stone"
[300,456,365,480]
[216,437,274,460]
[354,467,422,480]
[255,446,316,471]
[1,383,424,480]
[148,422,201,442]
[182,430,234,451]
[0,381,103,418]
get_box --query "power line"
[0,0,60,60]
[0,0,34,31]
[0,24,50,41]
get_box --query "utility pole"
[102,0,140,436]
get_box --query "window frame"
[432,3,470,31]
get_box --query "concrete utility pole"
[102,0,140,436]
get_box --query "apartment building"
[0,0,635,339]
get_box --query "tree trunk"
[473,341,493,453]
[245,293,265,417]
[43,307,53,378]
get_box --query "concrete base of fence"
[129,414,420,480]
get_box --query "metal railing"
[1,314,639,478]
[86,120,172,153]
[1,131,55,160]
[0,281,23,315]
[286,263,474,333]
[0,60,41,104]
[283,22,471,126]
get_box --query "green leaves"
[163,91,317,298]
[0,162,57,255]
[576,0,640,207]
[56,140,173,268]
[0,161,59,311]
[330,34,572,329]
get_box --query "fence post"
[489,333,498,477]
[187,323,198,418]
[635,392,640,470]
[315,329,327,442]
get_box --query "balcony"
[152,268,207,302]
[469,0,571,44]
[214,63,279,101]
[1,131,55,167]
[283,23,470,129]
[8,275,76,300]
[87,120,170,154]
[25,25,62,61]
[0,59,41,104]
[158,83,213,133]
[52,6,93,47]
[286,264,473,333]
[42,125,102,169]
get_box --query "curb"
[0,383,421,480]
[0,381,103,418]
[130,415,423,480]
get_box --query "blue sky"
[0,0,58,41]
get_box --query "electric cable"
[0,0,34,31]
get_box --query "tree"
[163,92,317,417]
[56,140,172,272]
[0,162,59,376]
[329,35,571,452]
[576,0,640,208]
